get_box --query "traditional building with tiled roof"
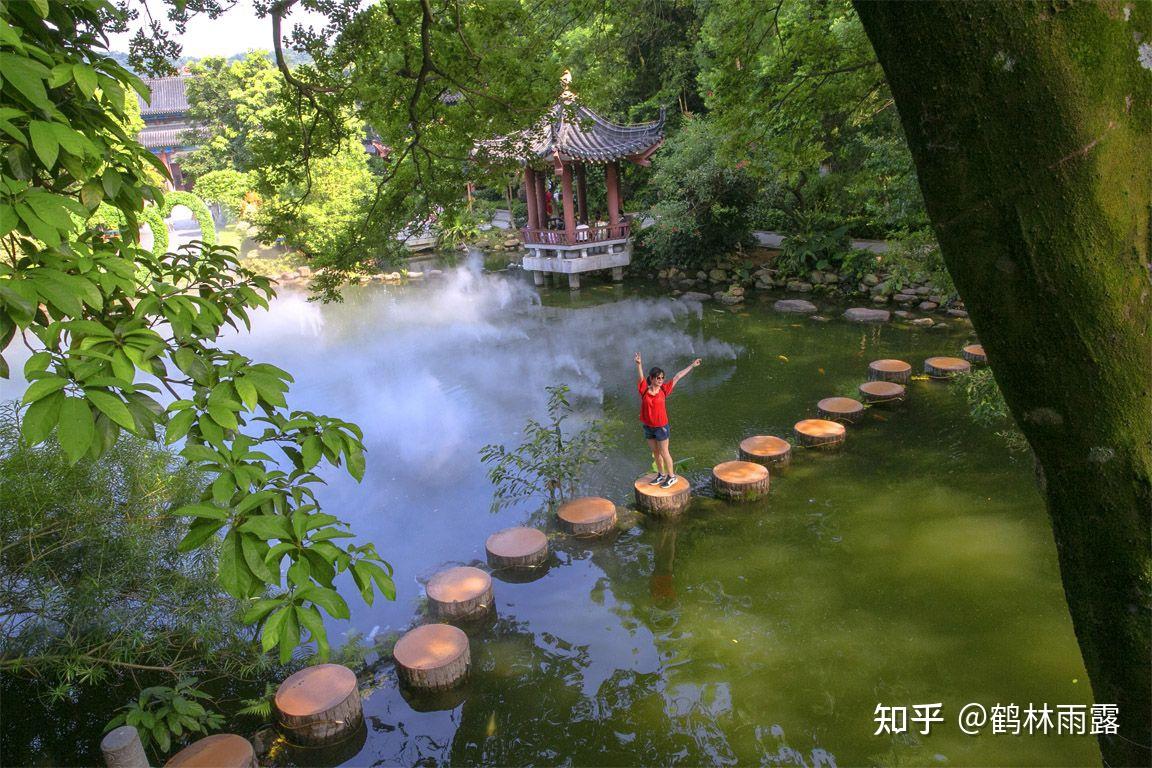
[137,76,196,189]
[479,71,667,289]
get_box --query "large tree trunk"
[854,3,1151,764]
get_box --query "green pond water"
[2,263,1100,766]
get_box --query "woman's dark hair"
[646,367,666,385]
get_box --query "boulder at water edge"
[843,307,891,323]
[773,299,818,314]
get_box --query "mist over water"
[222,261,741,622]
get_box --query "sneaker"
[649,473,667,485]
[660,474,677,489]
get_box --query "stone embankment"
[659,256,970,327]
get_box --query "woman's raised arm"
[672,358,702,385]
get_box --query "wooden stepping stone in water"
[393,623,470,692]
[426,566,493,620]
[712,460,770,500]
[485,527,548,569]
[962,343,987,364]
[817,396,865,424]
[633,474,691,517]
[274,663,363,747]
[859,380,906,404]
[557,496,617,536]
[165,734,257,768]
[738,435,792,467]
[868,359,912,384]
[794,418,846,449]
[925,356,971,379]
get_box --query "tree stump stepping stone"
[858,380,906,404]
[962,343,987,364]
[274,663,363,747]
[925,356,971,378]
[393,623,470,692]
[868,359,912,384]
[164,734,256,768]
[794,419,846,449]
[712,460,770,500]
[817,396,865,423]
[485,527,548,569]
[738,435,792,467]
[427,566,493,620]
[634,474,691,517]
[557,496,617,536]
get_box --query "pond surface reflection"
[217,262,1096,766]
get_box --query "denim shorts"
[642,424,670,441]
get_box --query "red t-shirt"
[638,378,675,427]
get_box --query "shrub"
[635,116,757,271]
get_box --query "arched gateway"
[482,72,666,289]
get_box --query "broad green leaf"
[28,121,59,169]
[242,598,283,625]
[261,607,288,653]
[358,560,397,602]
[0,53,51,110]
[85,389,137,431]
[302,435,321,469]
[171,503,228,520]
[21,389,64,444]
[72,63,97,98]
[240,532,275,583]
[57,396,94,463]
[296,606,329,660]
[238,513,293,542]
[164,408,196,444]
[298,585,350,620]
[177,517,224,552]
[22,375,66,404]
[218,529,257,599]
[278,603,300,663]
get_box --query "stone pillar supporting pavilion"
[481,72,665,289]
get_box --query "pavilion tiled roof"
[138,76,190,117]
[138,124,201,150]
[532,102,665,163]
[481,96,666,165]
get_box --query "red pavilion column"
[534,172,549,227]
[576,163,588,224]
[560,162,576,244]
[523,166,539,230]
[605,160,621,235]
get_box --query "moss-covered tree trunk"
[853,2,1151,764]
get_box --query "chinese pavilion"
[489,73,665,289]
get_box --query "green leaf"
[298,585,350,620]
[238,513,293,542]
[164,408,196,444]
[72,64,97,98]
[22,375,66,404]
[278,605,300,663]
[177,517,225,552]
[358,560,397,602]
[240,532,275,583]
[28,121,59,169]
[57,396,95,463]
[21,389,63,444]
[242,598,283,625]
[0,53,51,110]
[261,607,288,653]
[302,435,321,469]
[234,377,258,410]
[171,503,228,520]
[84,389,137,432]
[347,446,366,481]
[218,529,258,599]
[296,605,329,660]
